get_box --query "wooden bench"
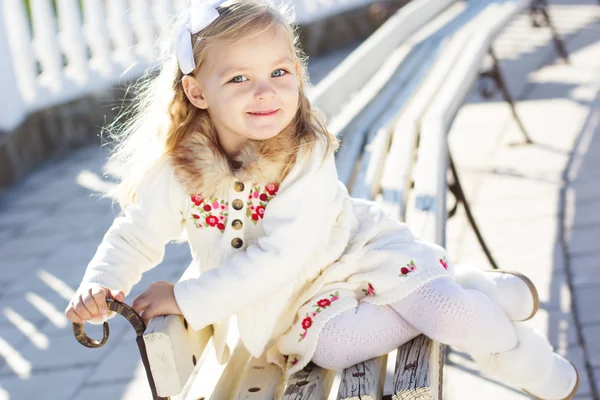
[74,0,569,398]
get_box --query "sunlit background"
[1,0,600,399]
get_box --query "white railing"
[0,0,187,131]
[0,0,375,132]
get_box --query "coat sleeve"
[174,139,341,331]
[78,158,187,304]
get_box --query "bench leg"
[479,48,535,145]
[529,0,570,64]
[447,154,500,270]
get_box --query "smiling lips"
[248,109,279,116]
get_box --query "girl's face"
[184,25,301,157]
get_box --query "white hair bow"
[173,0,229,75]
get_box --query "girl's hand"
[132,281,182,325]
[65,284,125,324]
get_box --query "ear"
[182,75,208,110]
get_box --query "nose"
[254,81,276,100]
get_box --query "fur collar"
[170,129,300,198]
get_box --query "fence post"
[30,0,63,91]
[0,3,27,131]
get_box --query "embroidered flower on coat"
[247,183,279,223]
[298,291,339,342]
[190,194,228,232]
[440,256,449,270]
[400,260,417,276]
[362,283,376,296]
[288,356,300,366]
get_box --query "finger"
[83,290,101,317]
[108,289,125,302]
[141,306,160,325]
[91,287,108,315]
[74,296,93,321]
[65,304,83,324]
[132,295,150,315]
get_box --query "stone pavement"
[0,2,599,400]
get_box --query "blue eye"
[229,69,289,83]
[230,75,247,83]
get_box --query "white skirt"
[266,198,455,378]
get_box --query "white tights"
[311,278,518,370]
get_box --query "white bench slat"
[209,340,252,400]
[346,0,491,197]
[175,338,225,400]
[429,0,529,131]
[350,40,443,200]
[392,336,443,400]
[333,41,435,187]
[282,364,336,399]
[404,2,510,246]
[428,0,489,40]
[337,355,387,400]
[308,0,456,120]
[235,355,284,399]
[379,30,471,222]
[371,1,481,218]
[402,0,468,44]
[143,316,212,397]
[406,117,447,240]
[405,1,527,244]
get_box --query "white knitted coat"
[79,133,453,378]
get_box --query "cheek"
[281,80,299,106]
[213,90,244,114]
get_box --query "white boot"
[454,264,539,321]
[470,323,579,400]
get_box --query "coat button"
[232,199,244,210]
[232,219,243,230]
[231,238,243,249]
[234,181,245,192]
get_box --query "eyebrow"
[219,56,294,79]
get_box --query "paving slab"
[0,367,91,400]
[571,252,600,286]
[583,324,600,369]
[72,376,154,400]
[573,286,600,326]
[84,335,150,385]
[0,288,72,332]
[0,329,120,377]
[0,257,38,288]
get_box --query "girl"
[64,0,579,398]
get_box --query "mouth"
[248,109,279,116]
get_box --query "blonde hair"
[103,0,338,209]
